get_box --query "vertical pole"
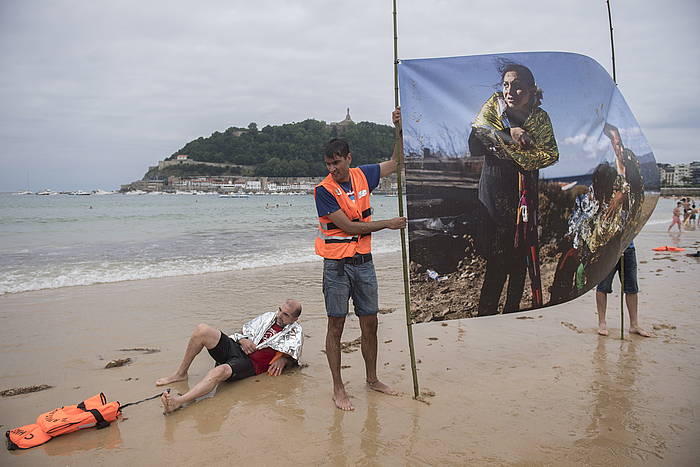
[606,0,617,83]
[393,0,420,399]
[620,253,624,340]
[607,0,624,339]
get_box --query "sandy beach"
[1,214,699,466]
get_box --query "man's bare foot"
[598,322,608,336]
[333,385,354,411]
[630,327,652,337]
[367,379,398,396]
[155,373,187,386]
[161,389,183,414]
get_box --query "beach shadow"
[39,420,122,457]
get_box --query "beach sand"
[1,221,698,466]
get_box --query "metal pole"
[393,0,420,399]
[606,0,617,83]
[620,254,624,339]
[607,0,624,339]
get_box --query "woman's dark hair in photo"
[497,60,543,108]
[591,163,617,204]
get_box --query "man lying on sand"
[156,299,303,413]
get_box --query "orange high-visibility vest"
[314,167,373,259]
[6,393,121,450]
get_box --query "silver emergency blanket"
[230,311,303,361]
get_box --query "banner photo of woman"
[398,52,659,323]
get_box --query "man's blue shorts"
[322,257,379,318]
[596,246,639,294]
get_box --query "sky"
[1,0,698,191]
[398,51,653,178]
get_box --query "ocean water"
[643,196,686,228]
[0,193,402,295]
[0,192,680,295]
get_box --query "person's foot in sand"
[160,389,183,414]
[155,373,187,386]
[333,384,354,411]
[629,327,652,337]
[367,379,398,395]
[597,320,609,336]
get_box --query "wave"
[644,219,670,226]
[0,242,401,295]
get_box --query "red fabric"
[248,323,283,374]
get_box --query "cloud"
[563,133,587,145]
[0,0,698,190]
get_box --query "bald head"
[275,299,302,326]
[285,298,302,318]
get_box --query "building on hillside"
[120,179,165,192]
[330,108,354,133]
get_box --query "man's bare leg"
[359,314,397,395]
[596,291,609,336]
[326,316,353,411]
[156,324,222,386]
[161,364,232,414]
[626,293,652,337]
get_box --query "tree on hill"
[159,118,395,177]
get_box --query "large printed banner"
[398,52,659,323]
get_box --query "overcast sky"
[1,0,697,191]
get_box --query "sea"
[0,192,682,296]
[0,193,402,295]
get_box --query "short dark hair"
[324,138,350,159]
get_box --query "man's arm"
[326,209,406,235]
[379,107,403,178]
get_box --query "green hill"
[144,118,395,179]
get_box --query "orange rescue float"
[6,393,120,450]
[652,246,685,252]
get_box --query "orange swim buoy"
[6,393,120,450]
[652,246,685,252]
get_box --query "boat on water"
[71,190,91,195]
[93,189,117,195]
[219,193,250,198]
[36,189,58,195]
[14,190,33,195]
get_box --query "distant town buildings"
[121,174,398,194]
[658,162,700,186]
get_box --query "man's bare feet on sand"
[597,328,609,336]
[333,385,354,411]
[161,389,182,414]
[155,373,187,386]
[630,327,652,337]
[367,379,398,396]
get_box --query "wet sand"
[1,221,699,466]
